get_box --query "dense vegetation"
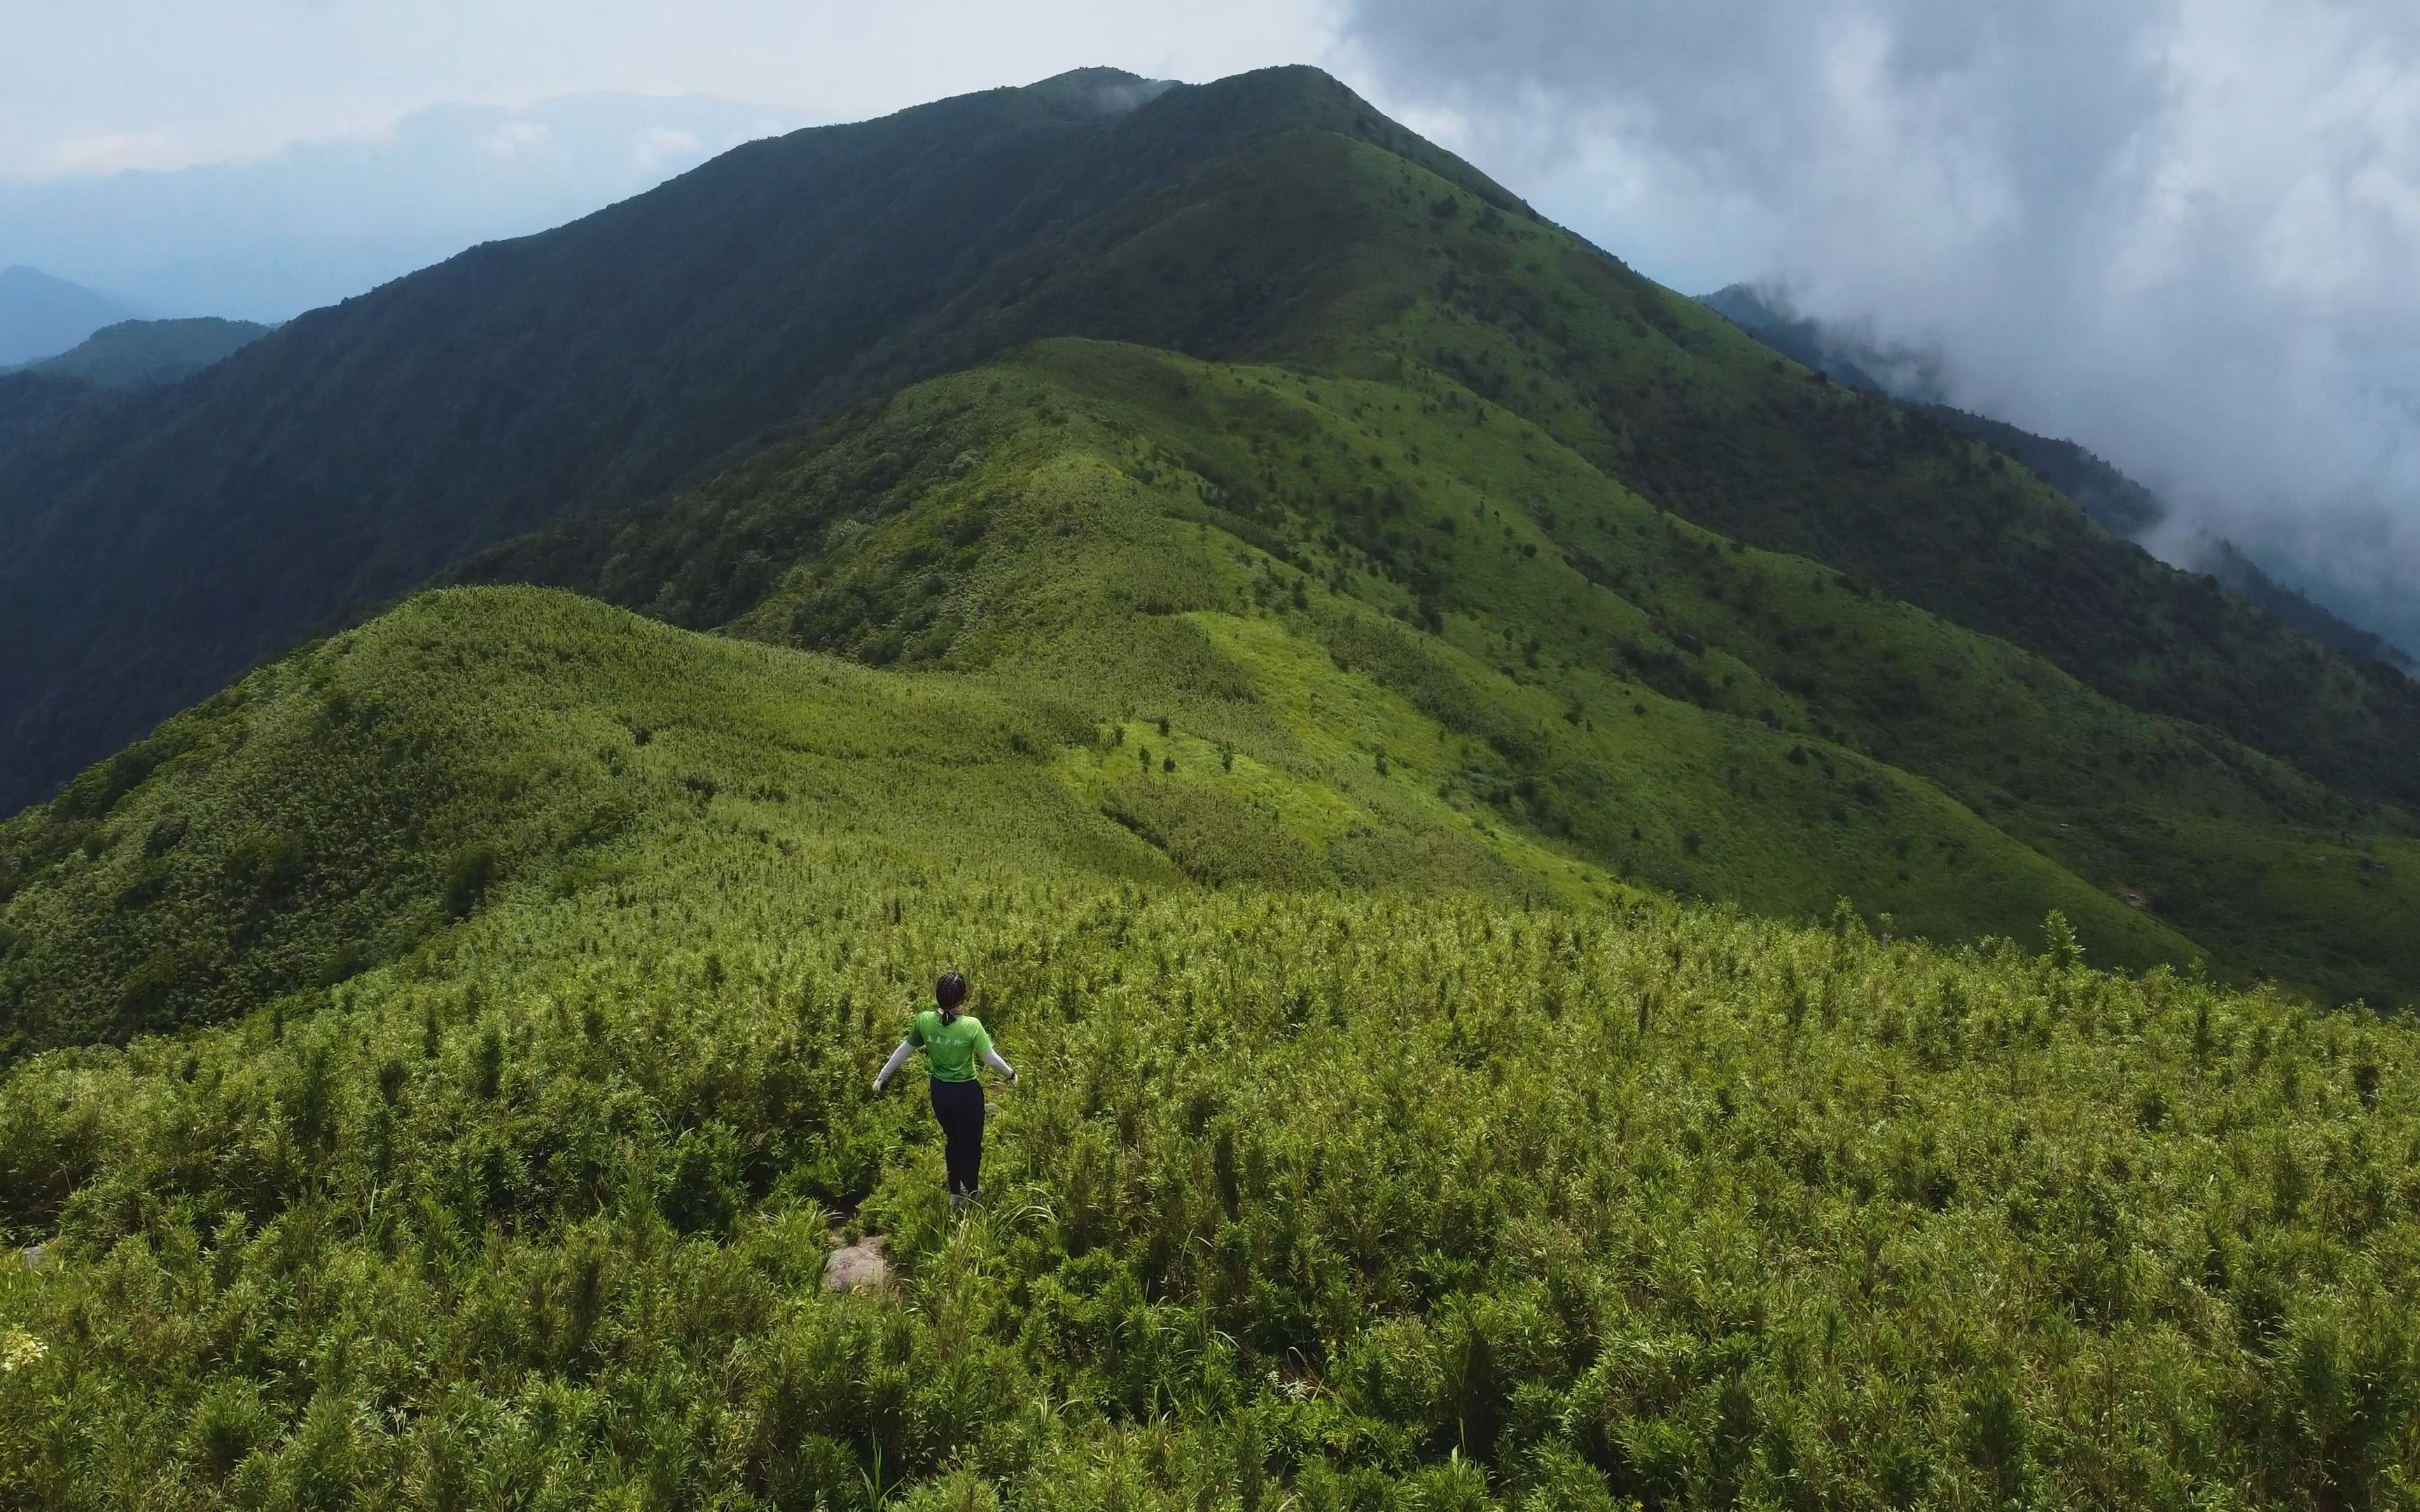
[6,587,2420,1508]
[461,340,2419,1007]
[1699,284,2414,672]
[5,63,2416,844]
[6,317,270,388]
[5,64,2419,1507]
[0,66,1515,811]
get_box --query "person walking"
[873,971,1016,1208]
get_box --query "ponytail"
[935,970,968,1023]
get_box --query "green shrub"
[444,841,501,919]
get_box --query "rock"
[823,1233,890,1293]
[20,1243,49,1271]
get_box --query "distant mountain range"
[0,94,809,323]
[0,316,268,387]
[1700,283,2416,673]
[0,265,138,366]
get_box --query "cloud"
[0,0,1335,186]
[0,95,816,321]
[631,126,702,174]
[481,120,557,161]
[1339,0,2420,650]
[38,132,196,179]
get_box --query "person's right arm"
[872,1039,914,1093]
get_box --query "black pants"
[929,1077,985,1197]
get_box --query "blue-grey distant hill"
[2,317,269,387]
[1701,282,2415,673]
[0,266,137,367]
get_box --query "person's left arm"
[973,1018,1016,1084]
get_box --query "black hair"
[936,970,968,1022]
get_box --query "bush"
[444,842,501,919]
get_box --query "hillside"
[0,66,1512,813]
[1701,282,2415,671]
[0,587,1619,1061]
[12,316,270,387]
[2190,534,2418,675]
[0,369,115,454]
[5,587,2420,1506]
[6,64,2420,843]
[0,264,135,367]
[6,59,2420,1512]
[459,332,2417,1007]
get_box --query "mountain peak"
[1020,66,1181,119]
[0,263,140,366]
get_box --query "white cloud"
[36,131,195,179]
[480,120,556,160]
[1340,0,2420,647]
[631,126,702,174]
[0,0,1339,185]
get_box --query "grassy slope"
[0,587,1629,1061]
[0,66,1517,815]
[468,339,2419,1007]
[1,593,2416,1502]
[830,114,2420,812]
[8,66,2419,848]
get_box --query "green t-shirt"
[908,1009,992,1082]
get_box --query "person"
[872,970,1016,1207]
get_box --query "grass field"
[465,337,2420,1009]
[2,587,2417,1506]
[6,67,2419,1507]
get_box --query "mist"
[0,95,807,323]
[1339,0,2420,656]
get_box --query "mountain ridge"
[1,316,269,387]
[4,64,2417,1007]
[0,264,138,367]
[6,66,2420,1506]
[1700,281,2417,673]
[7,66,2416,824]
[452,335,2416,1007]
[0,66,1524,814]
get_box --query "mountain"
[4,66,2418,1002]
[0,94,810,323]
[1702,281,2416,670]
[1699,284,2174,538]
[5,66,2420,1506]
[2189,533,2419,675]
[0,265,137,366]
[5,593,2413,1511]
[456,334,2420,1004]
[1699,281,1947,404]
[5,67,2417,836]
[0,66,1527,817]
[7,316,269,387]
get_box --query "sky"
[5,0,2415,650]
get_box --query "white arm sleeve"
[874,1039,915,1089]
[982,1048,1016,1081]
